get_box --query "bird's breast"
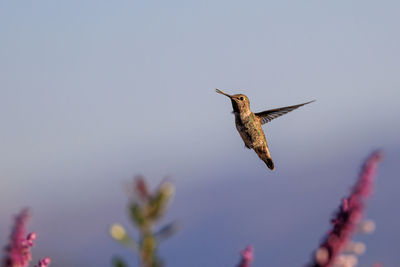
[235,113,265,147]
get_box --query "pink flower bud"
[237,245,254,267]
[27,232,37,241]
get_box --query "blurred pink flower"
[309,151,383,267]
[3,208,33,267]
[34,258,51,267]
[236,245,253,267]
[2,209,51,267]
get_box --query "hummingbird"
[216,88,315,170]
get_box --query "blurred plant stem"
[110,176,177,267]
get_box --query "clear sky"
[0,1,399,266]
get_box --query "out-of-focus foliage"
[109,151,383,267]
[110,177,177,267]
[111,257,128,267]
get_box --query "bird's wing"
[255,100,315,125]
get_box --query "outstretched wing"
[255,100,315,125]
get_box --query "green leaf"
[129,203,146,227]
[112,256,128,267]
[148,183,174,220]
[155,222,179,241]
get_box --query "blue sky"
[0,1,399,266]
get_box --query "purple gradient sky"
[1,1,399,266]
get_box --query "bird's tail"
[254,146,275,170]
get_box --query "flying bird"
[216,88,315,170]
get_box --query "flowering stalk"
[110,176,177,267]
[2,209,50,267]
[3,209,32,267]
[309,151,383,267]
[236,246,253,267]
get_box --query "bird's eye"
[240,97,244,100]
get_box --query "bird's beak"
[215,88,232,98]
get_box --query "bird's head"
[216,89,250,113]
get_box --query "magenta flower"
[309,151,383,267]
[34,258,51,267]
[3,209,51,267]
[236,245,254,267]
[3,208,33,267]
